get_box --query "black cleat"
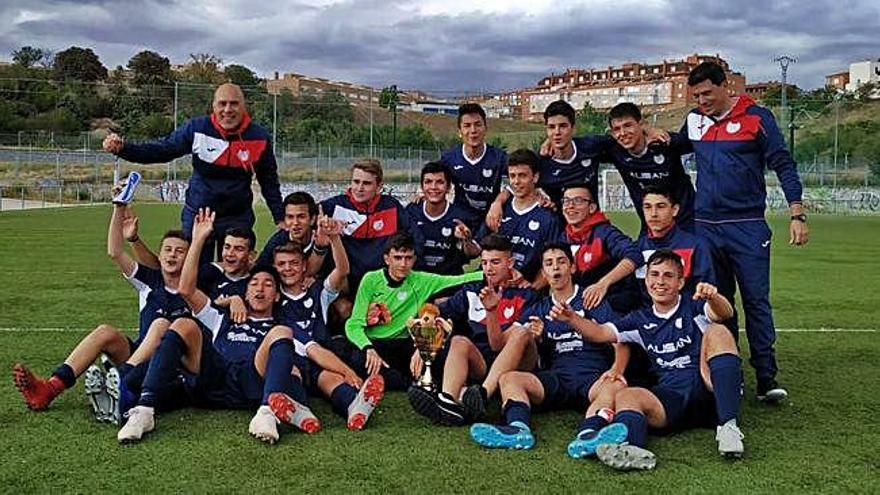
[462,385,488,421]
[756,378,788,404]
[436,392,468,426]
[407,385,440,423]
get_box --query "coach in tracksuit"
[103,84,284,262]
[683,62,809,403]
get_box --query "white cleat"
[117,406,155,444]
[597,443,657,471]
[347,374,385,431]
[103,367,122,426]
[249,405,281,444]
[716,420,745,458]
[84,365,111,423]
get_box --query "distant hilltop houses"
[825,59,880,97]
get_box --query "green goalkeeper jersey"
[345,268,484,349]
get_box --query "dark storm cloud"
[1,0,877,92]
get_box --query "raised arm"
[693,282,734,322]
[120,206,160,269]
[322,214,349,292]
[179,208,213,313]
[479,284,505,352]
[107,204,136,276]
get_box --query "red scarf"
[565,211,609,242]
[210,111,252,138]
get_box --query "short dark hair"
[608,102,642,125]
[479,233,512,253]
[642,184,679,205]
[688,61,727,87]
[457,103,486,127]
[282,191,318,218]
[249,264,282,287]
[383,231,415,255]
[541,242,573,263]
[272,241,305,262]
[224,227,256,251]
[646,248,684,277]
[507,148,540,173]
[561,183,595,200]
[420,161,453,186]
[544,100,576,126]
[161,230,188,244]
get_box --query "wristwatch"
[790,213,807,223]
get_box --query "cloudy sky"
[1,0,877,94]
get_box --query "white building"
[845,59,880,97]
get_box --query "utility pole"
[173,81,179,130]
[391,84,399,155]
[773,55,797,141]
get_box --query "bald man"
[104,83,283,262]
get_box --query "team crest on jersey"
[726,122,741,134]
[482,168,493,177]
[675,318,683,329]
[237,149,250,162]
[581,158,592,168]
[653,154,665,165]
[582,251,593,264]
[441,227,452,237]
[373,219,384,231]
[397,291,408,301]
[503,306,515,319]
[303,298,313,309]
[528,220,540,231]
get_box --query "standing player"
[256,191,327,276]
[13,204,190,425]
[684,62,808,401]
[439,103,508,230]
[563,250,745,469]
[406,161,480,275]
[469,244,622,450]
[477,149,560,284]
[103,83,283,261]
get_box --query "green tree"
[53,46,108,81]
[127,50,173,87]
[576,102,607,136]
[224,64,260,87]
[12,46,45,68]
[182,53,224,84]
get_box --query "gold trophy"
[405,303,452,392]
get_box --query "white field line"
[0,327,875,333]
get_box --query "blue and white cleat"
[596,443,657,471]
[469,421,535,450]
[84,365,112,423]
[567,423,629,459]
[112,171,141,205]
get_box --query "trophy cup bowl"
[405,303,452,392]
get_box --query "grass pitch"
[0,205,878,493]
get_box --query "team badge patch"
[726,122,741,134]
[441,227,452,237]
[503,306,515,319]
[397,291,408,301]
[653,154,665,165]
[373,219,384,231]
[675,318,683,329]
[237,149,250,162]
[482,169,493,177]
[581,158,592,168]
[303,298,313,309]
[528,220,540,231]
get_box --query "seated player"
[344,232,483,391]
[273,214,383,431]
[116,208,317,444]
[256,191,327,275]
[565,249,744,470]
[407,161,480,275]
[469,244,622,450]
[439,103,509,230]
[636,185,714,303]
[604,102,695,232]
[558,184,641,313]
[13,202,190,425]
[407,234,539,425]
[477,149,560,284]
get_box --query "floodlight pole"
[773,55,797,147]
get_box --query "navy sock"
[262,339,297,405]
[52,363,76,389]
[709,353,742,425]
[329,383,358,417]
[576,415,608,437]
[139,331,187,408]
[615,410,648,447]
[502,400,531,429]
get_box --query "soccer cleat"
[407,385,441,423]
[469,421,535,450]
[596,443,657,471]
[268,392,322,433]
[12,363,64,411]
[112,171,141,205]
[757,378,788,404]
[84,365,113,423]
[716,420,745,458]
[347,374,385,431]
[117,406,155,444]
[249,405,280,444]
[436,392,467,427]
[567,423,629,459]
[462,385,488,421]
[104,367,134,426]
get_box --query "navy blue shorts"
[189,328,263,409]
[651,373,716,431]
[535,368,602,411]
[292,355,324,396]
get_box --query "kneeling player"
[13,203,189,424]
[568,249,744,470]
[469,244,623,450]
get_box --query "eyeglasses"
[561,197,593,206]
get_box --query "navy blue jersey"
[125,263,191,341]
[519,286,616,375]
[197,262,249,302]
[608,297,710,388]
[193,303,313,364]
[476,199,560,281]
[438,282,539,344]
[406,201,472,275]
[559,215,642,287]
[276,279,339,346]
[256,229,314,267]
[538,136,612,208]
[440,144,508,223]
[604,134,696,231]
[636,225,715,302]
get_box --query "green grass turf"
[0,205,878,492]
